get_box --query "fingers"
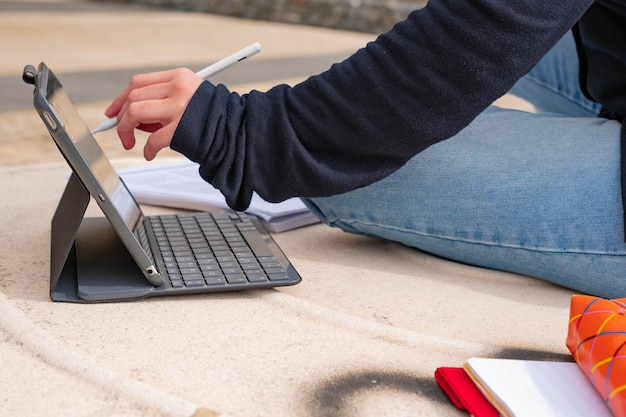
[108,68,202,159]
[118,97,174,159]
[115,84,172,150]
[144,125,177,161]
[105,70,181,118]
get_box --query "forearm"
[171,0,594,211]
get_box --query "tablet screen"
[43,68,142,230]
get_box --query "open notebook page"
[464,358,612,417]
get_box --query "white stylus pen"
[91,42,262,134]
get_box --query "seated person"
[104,0,626,299]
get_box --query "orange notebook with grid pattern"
[567,295,626,417]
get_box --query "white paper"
[118,161,319,232]
[465,358,613,417]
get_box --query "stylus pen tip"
[91,118,116,134]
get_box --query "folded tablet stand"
[49,173,151,302]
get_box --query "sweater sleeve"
[171,0,593,211]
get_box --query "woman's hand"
[105,68,203,160]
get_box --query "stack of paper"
[436,358,613,417]
[118,162,320,233]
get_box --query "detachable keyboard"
[146,212,300,292]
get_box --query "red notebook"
[434,367,499,417]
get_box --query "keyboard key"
[264,267,286,275]
[184,279,205,287]
[246,273,268,283]
[225,273,246,284]
[268,272,291,281]
[204,276,226,286]
[202,270,224,278]
[238,257,257,264]
[179,267,201,275]
[260,260,281,269]
[175,256,194,263]
[199,264,220,272]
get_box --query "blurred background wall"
[96,0,427,33]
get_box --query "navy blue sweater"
[172,0,624,218]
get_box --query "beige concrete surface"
[1,1,572,417]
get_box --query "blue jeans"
[302,32,626,299]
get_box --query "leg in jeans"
[302,32,626,299]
